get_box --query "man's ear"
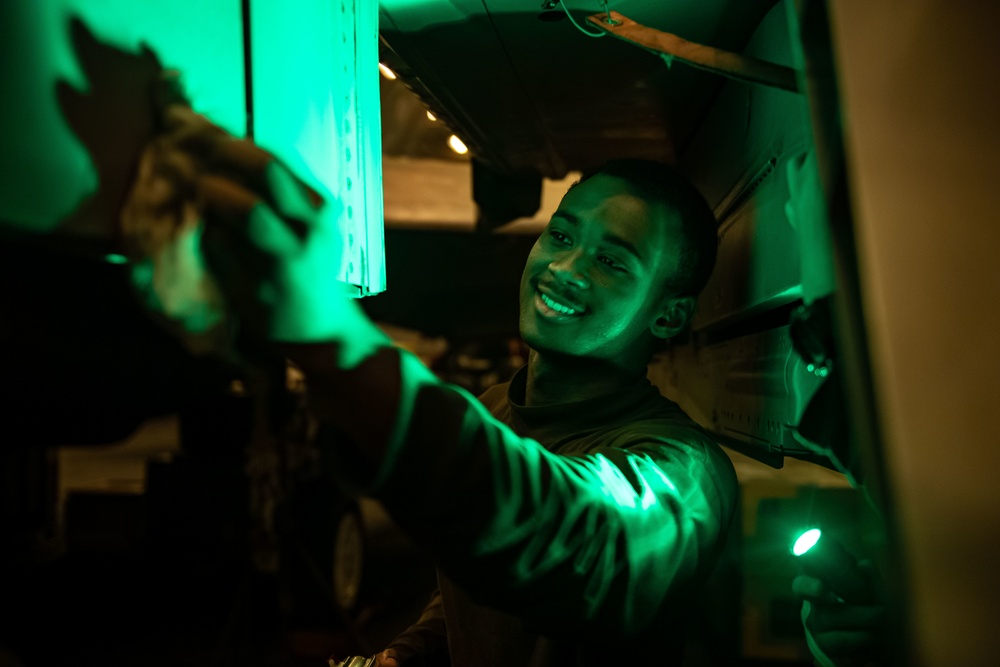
[651,296,696,339]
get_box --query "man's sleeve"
[384,589,449,665]
[289,344,738,640]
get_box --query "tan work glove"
[121,97,384,364]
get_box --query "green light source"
[789,527,876,604]
[792,527,822,556]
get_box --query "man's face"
[518,174,683,363]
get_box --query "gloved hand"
[793,559,886,667]
[121,98,386,364]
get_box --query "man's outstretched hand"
[122,100,384,362]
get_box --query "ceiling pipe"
[587,10,800,93]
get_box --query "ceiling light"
[426,110,437,121]
[378,62,397,80]
[447,134,468,155]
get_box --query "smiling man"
[370,160,739,666]
[518,160,715,406]
[125,109,739,667]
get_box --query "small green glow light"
[104,253,129,265]
[792,528,822,556]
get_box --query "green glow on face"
[250,0,385,295]
[792,528,822,556]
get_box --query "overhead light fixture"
[447,134,468,155]
[378,62,397,80]
[426,110,437,121]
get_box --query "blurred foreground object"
[0,0,384,297]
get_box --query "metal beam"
[587,11,800,93]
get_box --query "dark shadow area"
[361,227,536,340]
[45,17,167,256]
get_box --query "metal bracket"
[586,11,800,93]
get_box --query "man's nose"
[549,249,590,289]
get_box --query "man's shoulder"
[617,391,708,442]
[606,414,714,451]
[606,417,739,501]
[476,380,510,412]
[605,413,733,472]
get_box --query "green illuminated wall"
[1,0,385,295]
[650,2,832,465]
[0,0,245,231]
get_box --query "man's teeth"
[541,293,578,315]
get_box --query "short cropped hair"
[575,159,719,298]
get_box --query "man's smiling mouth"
[534,286,586,318]
[540,292,578,315]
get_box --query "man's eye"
[548,230,570,245]
[599,255,626,272]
